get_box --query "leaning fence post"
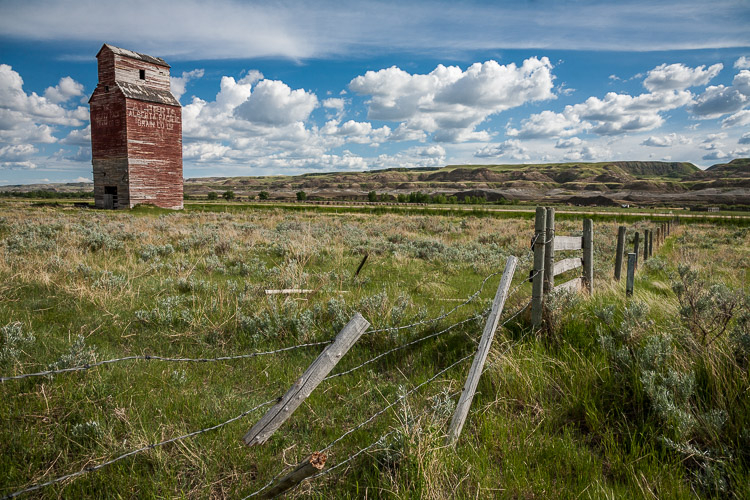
[531,207,547,328]
[243,313,370,446]
[543,207,555,295]
[614,226,626,281]
[582,219,594,294]
[633,231,640,271]
[447,255,518,445]
[626,253,636,297]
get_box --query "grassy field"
[1,201,749,498]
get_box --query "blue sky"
[1,0,749,184]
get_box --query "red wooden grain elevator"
[89,44,183,209]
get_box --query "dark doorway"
[104,186,118,209]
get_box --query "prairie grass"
[0,201,748,499]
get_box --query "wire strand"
[324,312,485,382]
[366,269,503,335]
[1,399,276,499]
[1,341,333,382]
[300,318,535,494]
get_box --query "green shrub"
[0,322,35,365]
[47,335,96,373]
[672,265,741,346]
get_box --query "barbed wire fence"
[2,249,540,499]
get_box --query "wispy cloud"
[1,0,748,61]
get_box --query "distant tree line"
[0,190,93,199]
[191,189,500,205]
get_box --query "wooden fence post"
[243,313,370,446]
[531,207,546,328]
[643,229,649,261]
[648,229,653,258]
[447,255,518,445]
[633,231,640,270]
[582,219,594,294]
[656,227,661,248]
[543,207,555,295]
[258,453,327,499]
[626,253,636,297]
[354,253,369,277]
[614,226,626,281]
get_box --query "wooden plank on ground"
[553,257,582,277]
[554,277,582,293]
[554,236,583,251]
[265,289,315,295]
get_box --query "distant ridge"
[2,159,749,207]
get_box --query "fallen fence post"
[543,207,555,295]
[531,207,547,328]
[633,232,640,271]
[258,452,327,499]
[243,313,370,446]
[447,256,518,445]
[582,219,594,294]
[626,253,636,297]
[614,226,626,281]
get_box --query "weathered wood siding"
[90,86,129,209]
[125,99,183,209]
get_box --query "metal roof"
[98,44,170,68]
[117,82,180,106]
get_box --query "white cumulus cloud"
[44,76,84,104]
[641,133,691,147]
[690,85,748,118]
[0,64,87,128]
[721,109,750,128]
[349,58,556,143]
[235,79,318,125]
[733,70,750,96]
[509,89,691,138]
[735,56,750,70]
[474,139,529,160]
[555,137,584,149]
[643,63,722,91]
[170,69,205,101]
